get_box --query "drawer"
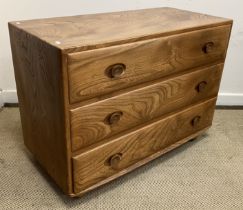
[67,25,231,104]
[70,64,223,151]
[72,98,216,193]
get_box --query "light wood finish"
[9,7,232,197]
[68,25,230,103]
[73,98,216,193]
[10,7,231,52]
[70,64,223,151]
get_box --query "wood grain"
[8,24,72,194]
[72,98,216,193]
[68,25,231,103]
[8,7,233,197]
[9,7,232,52]
[70,64,223,151]
[70,127,210,197]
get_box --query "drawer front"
[68,25,231,103]
[70,64,223,151]
[73,98,216,193]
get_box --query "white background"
[0,0,243,106]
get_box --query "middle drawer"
[70,63,223,151]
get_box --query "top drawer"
[67,25,231,104]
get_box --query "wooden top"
[9,7,232,52]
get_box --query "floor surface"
[0,108,243,209]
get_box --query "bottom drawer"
[72,98,216,194]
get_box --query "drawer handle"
[203,42,214,54]
[191,116,201,127]
[109,153,122,169]
[106,111,123,125]
[106,63,126,78]
[196,81,207,92]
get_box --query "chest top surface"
[9,7,232,52]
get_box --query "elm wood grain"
[9,8,233,197]
[70,64,223,151]
[67,61,223,109]
[71,127,209,197]
[67,25,231,103]
[9,7,232,52]
[8,24,72,194]
[72,98,216,193]
[61,53,74,193]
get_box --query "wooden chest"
[9,7,232,197]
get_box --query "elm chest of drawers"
[9,7,232,197]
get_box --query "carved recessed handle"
[106,63,126,78]
[108,153,122,169]
[196,81,207,93]
[203,42,215,54]
[106,111,123,125]
[191,116,201,127]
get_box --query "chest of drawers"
[9,7,232,197]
